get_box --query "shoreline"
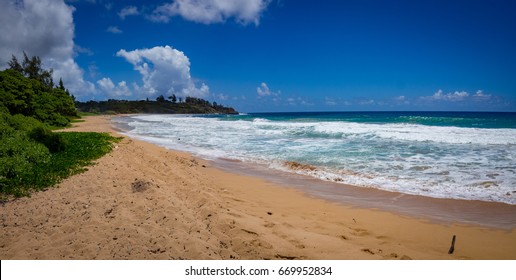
[114,115,516,230]
[210,157,516,230]
[1,115,515,259]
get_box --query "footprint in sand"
[263,222,275,228]
[288,239,306,249]
[350,227,370,236]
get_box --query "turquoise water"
[115,111,516,204]
[228,111,516,128]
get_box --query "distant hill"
[75,96,238,115]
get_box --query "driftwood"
[448,235,456,254]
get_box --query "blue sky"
[1,0,515,112]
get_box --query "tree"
[7,55,23,74]
[58,78,65,90]
[8,52,55,90]
[1,66,77,124]
[156,95,166,102]
[169,94,177,104]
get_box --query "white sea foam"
[118,114,516,204]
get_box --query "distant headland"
[75,96,238,115]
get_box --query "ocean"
[114,111,516,205]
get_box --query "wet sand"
[0,115,515,259]
[213,158,516,229]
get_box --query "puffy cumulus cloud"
[118,6,139,19]
[257,82,279,98]
[0,0,95,97]
[150,0,271,25]
[115,45,209,99]
[257,82,270,97]
[51,57,96,96]
[97,78,132,98]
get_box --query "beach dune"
[0,116,514,260]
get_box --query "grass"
[0,132,121,198]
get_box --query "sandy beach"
[1,115,515,260]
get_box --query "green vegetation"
[1,53,235,199]
[1,53,77,127]
[0,116,119,197]
[75,94,238,115]
[1,54,118,198]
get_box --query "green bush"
[29,127,68,153]
[0,69,76,127]
[7,114,43,132]
[0,130,50,196]
[0,131,119,197]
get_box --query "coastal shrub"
[0,110,12,135]
[29,127,68,153]
[0,54,111,198]
[1,66,76,127]
[7,114,43,132]
[0,130,51,196]
[0,131,120,198]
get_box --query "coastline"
[211,157,516,230]
[0,115,514,259]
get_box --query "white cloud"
[473,90,492,100]
[325,97,337,106]
[359,99,375,105]
[0,0,95,97]
[88,63,99,79]
[105,2,113,11]
[215,93,229,100]
[257,82,280,98]
[427,89,469,101]
[118,6,139,19]
[286,97,312,106]
[149,0,271,25]
[106,26,123,34]
[97,77,131,98]
[394,95,410,105]
[431,90,469,101]
[116,45,209,99]
[419,89,496,105]
[257,82,271,97]
[74,45,93,56]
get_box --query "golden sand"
[1,116,514,259]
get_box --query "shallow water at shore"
[113,112,516,205]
